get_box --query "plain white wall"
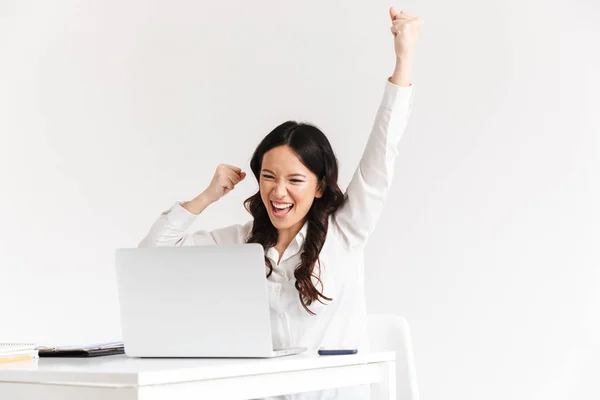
[1,1,598,399]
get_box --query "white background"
[1,1,598,399]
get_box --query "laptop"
[115,244,306,358]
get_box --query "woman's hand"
[182,164,246,215]
[389,8,423,60]
[203,164,247,203]
[388,8,423,86]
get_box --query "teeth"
[272,201,293,209]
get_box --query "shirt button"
[279,312,285,320]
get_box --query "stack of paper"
[0,343,38,363]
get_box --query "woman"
[140,7,422,399]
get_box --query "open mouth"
[270,201,294,218]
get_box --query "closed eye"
[262,175,304,183]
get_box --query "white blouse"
[139,79,415,399]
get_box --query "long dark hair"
[244,121,345,315]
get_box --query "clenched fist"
[389,8,423,60]
[203,164,247,203]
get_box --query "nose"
[273,180,288,198]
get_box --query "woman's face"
[260,145,323,231]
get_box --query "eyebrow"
[261,169,306,179]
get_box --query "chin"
[269,217,296,230]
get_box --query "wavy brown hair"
[244,121,345,315]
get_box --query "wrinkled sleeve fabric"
[138,202,252,247]
[332,80,415,249]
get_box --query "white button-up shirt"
[139,80,414,399]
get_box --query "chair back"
[367,314,420,400]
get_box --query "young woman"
[140,7,422,398]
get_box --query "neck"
[276,219,305,248]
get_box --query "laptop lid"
[115,244,274,357]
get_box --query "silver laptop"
[115,244,306,358]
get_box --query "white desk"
[0,351,396,399]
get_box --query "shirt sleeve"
[138,202,253,247]
[331,79,415,249]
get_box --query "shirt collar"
[284,220,308,260]
[296,220,309,245]
[265,220,309,266]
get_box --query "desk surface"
[0,351,395,387]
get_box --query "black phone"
[317,348,358,356]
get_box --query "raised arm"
[331,8,423,249]
[139,164,250,247]
[137,201,251,247]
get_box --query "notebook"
[0,343,38,363]
[37,341,124,358]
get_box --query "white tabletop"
[0,351,395,387]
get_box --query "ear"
[315,179,326,199]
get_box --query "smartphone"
[317,348,358,356]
